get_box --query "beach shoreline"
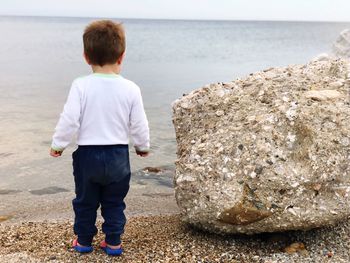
[0,165,178,225]
[1,165,350,262]
[1,214,350,262]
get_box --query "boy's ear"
[117,52,125,65]
[83,52,91,65]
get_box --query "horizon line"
[1,14,350,24]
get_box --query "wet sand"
[0,164,178,223]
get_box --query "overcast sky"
[1,0,350,22]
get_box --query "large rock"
[172,59,350,234]
[332,29,350,59]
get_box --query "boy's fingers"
[50,148,62,157]
[135,150,149,157]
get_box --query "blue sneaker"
[72,239,93,253]
[100,240,123,256]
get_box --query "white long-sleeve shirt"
[51,73,150,152]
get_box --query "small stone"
[0,215,12,222]
[250,172,257,179]
[304,90,342,101]
[284,242,307,254]
[312,183,322,191]
[143,167,162,173]
[254,165,263,175]
[326,251,334,258]
[216,110,224,117]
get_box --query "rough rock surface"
[172,59,350,234]
[332,29,350,59]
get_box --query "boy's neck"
[91,63,121,75]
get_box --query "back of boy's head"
[83,20,125,66]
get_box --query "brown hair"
[83,20,125,66]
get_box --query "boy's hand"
[136,150,149,157]
[50,148,63,157]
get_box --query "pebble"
[0,216,12,223]
[283,242,306,254]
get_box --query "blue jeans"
[72,145,130,246]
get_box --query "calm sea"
[0,16,349,188]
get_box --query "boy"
[50,20,150,256]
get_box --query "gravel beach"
[0,215,350,262]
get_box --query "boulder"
[172,59,350,234]
[332,29,350,59]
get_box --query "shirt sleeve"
[129,86,150,152]
[51,81,81,151]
